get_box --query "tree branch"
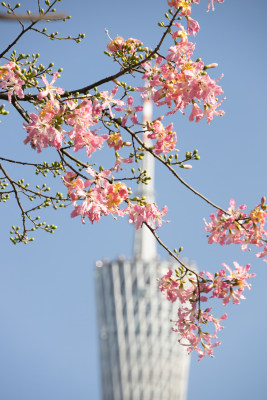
[120,123,228,214]
[66,8,181,95]
[0,12,66,21]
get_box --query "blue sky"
[0,0,267,399]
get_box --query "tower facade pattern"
[95,256,190,400]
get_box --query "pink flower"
[113,155,133,173]
[172,23,189,42]
[167,41,195,63]
[207,0,225,12]
[65,99,102,127]
[186,16,200,37]
[204,198,267,259]
[204,199,248,246]
[127,202,168,230]
[161,259,254,360]
[70,192,109,224]
[107,36,124,52]
[201,262,255,306]
[23,100,64,152]
[85,166,111,186]
[100,86,124,117]
[159,269,179,302]
[138,51,225,123]
[0,62,24,102]
[203,97,225,124]
[107,132,124,151]
[189,102,204,122]
[63,172,86,201]
[223,261,256,290]
[115,96,143,126]
[37,72,64,104]
[124,38,141,54]
[72,128,108,158]
[147,119,177,154]
[64,168,130,224]
[135,83,157,100]
[172,304,224,361]
[106,182,128,211]
[256,244,267,262]
[204,269,229,299]
[167,0,191,16]
[64,99,107,157]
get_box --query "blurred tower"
[95,99,190,400]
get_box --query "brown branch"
[122,124,227,214]
[0,0,66,59]
[60,148,89,170]
[57,149,89,181]
[144,222,199,278]
[12,99,31,122]
[0,19,38,59]
[0,162,27,239]
[0,12,66,21]
[0,8,179,103]
[0,156,40,167]
[66,8,181,95]
[145,223,202,320]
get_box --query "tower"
[95,99,190,400]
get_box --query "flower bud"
[203,63,218,70]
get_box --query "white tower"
[95,100,190,400]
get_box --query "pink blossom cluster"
[202,262,256,305]
[63,88,143,156]
[159,261,255,360]
[24,100,64,152]
[136,0,225,124]
[63,168,128,223]
[0,62,24,102]
[127,202,168,230]
[64,98,108,157]
[146,118,177,154]
[4,0,266,361]
[139,49,224,124]
[204,198,267,261]
[167,1,193,16]
[24,73,66,152]
[24,79,139,155]
[24,71,181,158]
[24,96,105,155]
[63,167,168,228]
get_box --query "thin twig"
[144,222,199,277]
[0,162,27,238]
[0,156,40,167]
